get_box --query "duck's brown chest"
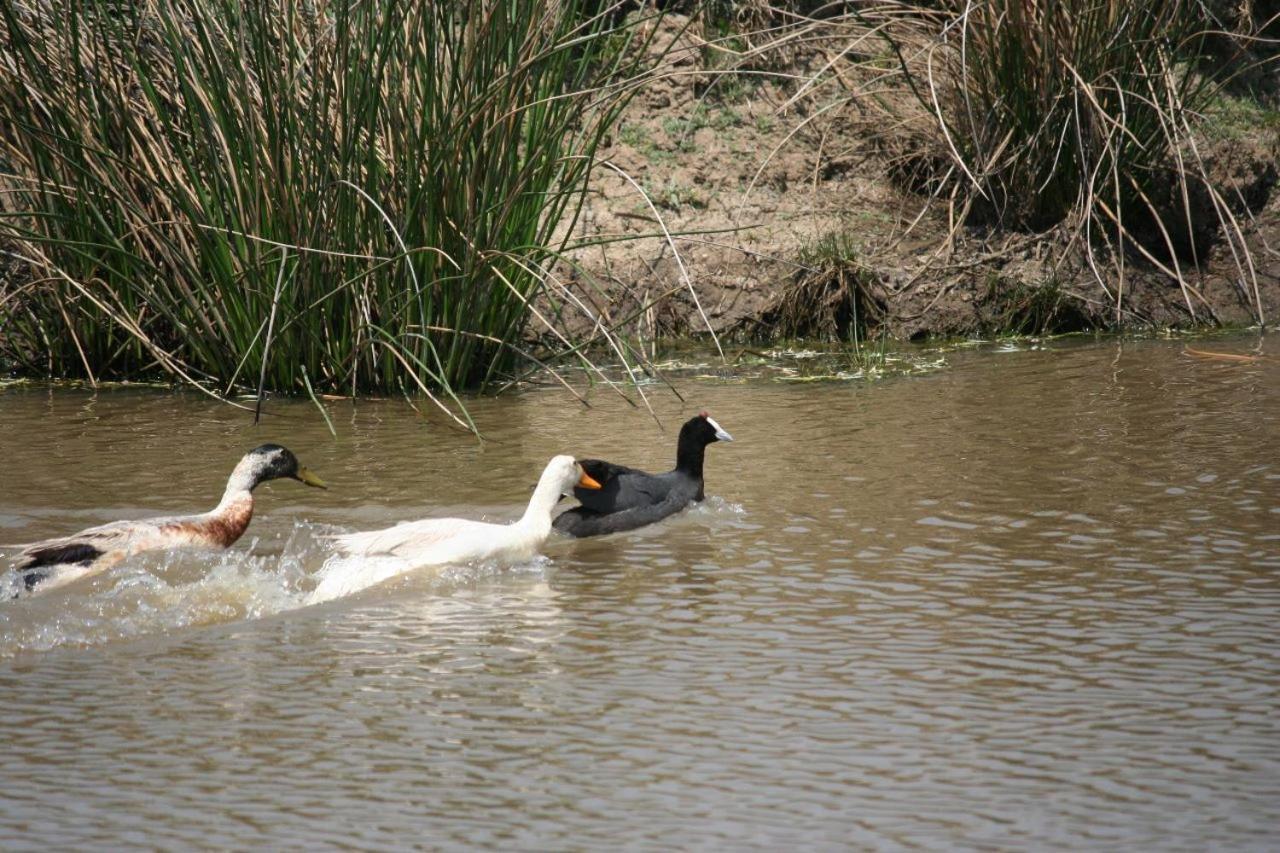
[166,497,255,549]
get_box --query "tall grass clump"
[0,0,663,399]
[915,0,1212,229]
[874,0,1263,320]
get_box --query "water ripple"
[1,336,1279,847]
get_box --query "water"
[1,336,1278,848]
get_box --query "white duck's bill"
[707,416,733,442]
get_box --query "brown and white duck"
[8,444,326,598]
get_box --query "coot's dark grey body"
[553,413,732,538]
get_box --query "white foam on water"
[307,552,419,605]
[691,495,747,517]
[0,523,330,657]
[306,549,553,606]
[0,519,565,656]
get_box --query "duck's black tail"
[17,542,103,572]
[8,569,48,600]
[8,543,104,599]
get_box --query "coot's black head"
[678,411,734,447]
[245,444,327,490]
[675,411,733,475]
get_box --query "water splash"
[0,519,571,655]
[0,523,330,657]
[307,551,554,607]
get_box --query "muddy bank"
[551,13,1280,345]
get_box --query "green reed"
[0,0,660,400]
[923,0,1213,231]
[850,0,1260,322]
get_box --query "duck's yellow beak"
[296,467,328,489]
[577,469,603,490]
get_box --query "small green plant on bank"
[618,122,652,149]
[758,231,881,342]
[820,233,889,374]
[800,231,863,271]
[1200,92,1280,142]
[709,72,762,105]
[641,177,705,212]
[616,121,676,166]
[842,324,891,375]
[985,274,1085,336]
[0,0,669,404]
[663,104,743,151]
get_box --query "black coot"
[553,411,733,537]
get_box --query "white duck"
[309,455,600,603]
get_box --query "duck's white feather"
[330,516,536,563]
[310,455,586,604]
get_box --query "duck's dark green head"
[245,444,327,490]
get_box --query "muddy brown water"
[1,336,1278,848]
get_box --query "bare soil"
[549,14,1280,346]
